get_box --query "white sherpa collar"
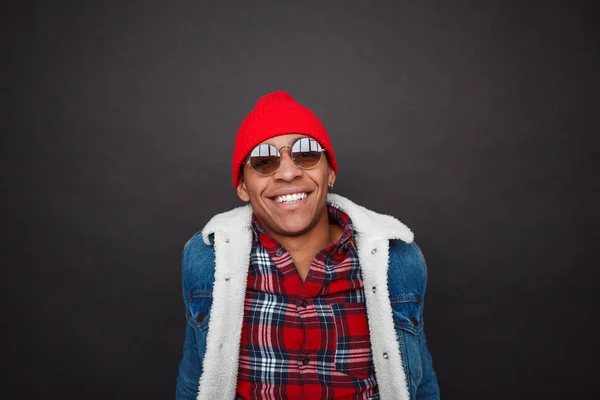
[202,193,414,245]
[201,203,253,245]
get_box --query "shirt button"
[383,352,389,359]
[371,248,377,254]
[302,357,310,366]
[372,286,377,293]
[275,250,283,257]
[301,299,308,307]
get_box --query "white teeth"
[275,192,307,203]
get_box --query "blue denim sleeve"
[416,329,440,399]
[389,240,440,399]
[175,234,204,400]
[176,323,202,399]
[414,244,440,399]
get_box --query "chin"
[273,221,314,237]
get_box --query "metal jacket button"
[411,317,419,327]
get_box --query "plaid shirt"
[235,206,379,400]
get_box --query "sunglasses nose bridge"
[277,145,295,164]
[274,146,302,178]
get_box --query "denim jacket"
[176,194,439,399]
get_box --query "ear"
[327,166,336,187]
[236,176,250,202]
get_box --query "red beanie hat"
[232,91,337,188]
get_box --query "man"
[176,91,439,399]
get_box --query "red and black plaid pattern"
[235,206,379,400]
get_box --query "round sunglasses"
[245,137,326,176]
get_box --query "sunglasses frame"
[244,137,327,176]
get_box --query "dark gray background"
[2,0,599,398]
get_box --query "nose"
[273,147,302,182]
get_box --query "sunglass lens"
[249,156,280,175]
[248,144,280,175]
[292,138,323,168]
[293,152,322,168]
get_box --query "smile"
[274,192,308,204]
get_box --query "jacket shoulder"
[389,240,425,264]
[388,240,428,298]
[201,205,253,243]
[182,231,216,295]
[328,194,414,242]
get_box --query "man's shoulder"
[388,240,429,296]
[181,204,253,271]
[328,194,414,243]
[200,204,253,244]
[182,231,214,270]
[388,239,425,266]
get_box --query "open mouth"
[273,192,308,204]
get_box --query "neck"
[265,211,343,281]
[267,207,336,247]
[277,222,331,253]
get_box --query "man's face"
[236,134,336,238]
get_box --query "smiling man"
[176,91,439,400]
